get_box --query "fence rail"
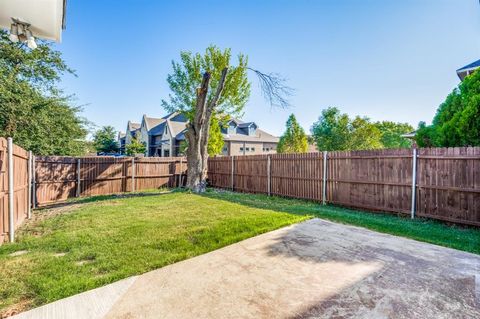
[208,147,480,227]
[34,156,187,206]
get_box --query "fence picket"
[208,149,480,227]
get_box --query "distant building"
[118,113,279,157]
[220,118,278,156]
[456,59,480,81]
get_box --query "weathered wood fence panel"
[34,156,186,206]
[271,153,324,201]
[416,147,480,226]
[234,155,269,194]
[328,149,412,214]
[208,147,480,227]
[0,138,29,244]
[207,156,232,189]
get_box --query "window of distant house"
[246,147,250,151]
[164,150,170,157]
[240,147,244,151]
[223,147,228,152]
[251,147,255,151]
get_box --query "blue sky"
[56,0,480,136]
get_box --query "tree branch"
[247,67,293,108]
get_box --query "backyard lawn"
[1,189,479,317]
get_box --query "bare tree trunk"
[185,68,228,193]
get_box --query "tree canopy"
[375,121,413,149]
[162,46,251,120]
[311,107,412,151]
[277,114,308,153]
[0,30,88,155]
[93,126,119,154]
[415,70,480,147]
[125,134,146,156]
[207,117,224,156]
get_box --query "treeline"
[0,30,90,155]
[415,69,480,147]
[277,109,413,153]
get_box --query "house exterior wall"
[224,141,277,156]
[139,123,149,155]
[162,123,172,157]
[125,129,133,145]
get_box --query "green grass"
[202,190,480,255]
[1,188,479,316]
[0,190,308,315]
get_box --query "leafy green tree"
[162,46,250,192]
[163,45,290,192]
[0,30,88,155]
[416,70,480,147]
[311,107,351,151]
[93,126,119,153]
[374,121,413,149]
[348,116,383,150]
[312,107,411,151]
[277,114,308,153]
[207,117,224,156]
[125,135,146,156]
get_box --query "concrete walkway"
[12,219,480,319]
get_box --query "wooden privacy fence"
[34,156,187,206]
[0,138,31,244]
[208,148,480,227]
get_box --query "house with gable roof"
[456,58,480,81]
[119,113,279,157]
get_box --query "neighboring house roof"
[456,59,480,81]
[147,112,188,140]
[142,115,164,131]
[168,119,188,139]
[149,122,166,136]
[401,131,416,139]
[237,122,256,128]
[127,121,140,132]
[222,118,279,143]
[124,113,278,144]
[222,128,279,143]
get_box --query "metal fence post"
[267,156,271,196]
[76,158,81,197]
[7,137,15,242]
[411,148,418,219]
[27,151,32,219]
[322,151,328,205]
[131,157,135,192]
[231,156,234,191]
[32,155,36,209]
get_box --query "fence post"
[179,158,183,188]
[231,156,234,191]
[131,157,135,192]
[411,148,418,219]
[32,155,36,209]
[322,151,328,205]
[7,137,15,242]
[27,151,32,219]
[76,158,81,197]
[267,156,271,196]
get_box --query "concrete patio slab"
[12,218,480,319]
